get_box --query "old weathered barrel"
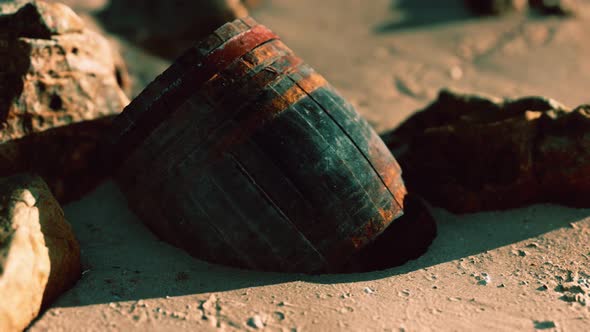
[109,17,407,273]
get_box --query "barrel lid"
[107,17,279,169]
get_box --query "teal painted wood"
[110,17,407,273]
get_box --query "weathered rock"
[75,11,153,98]
[529,0,577,16]
[96,0,250,59]
[0,1,129,202]
[0,116,115,203]
[464,0,576,16]
[0,174,80,332]
[464,0,527,15]
[382,89,590,213]
[48,0,108,13]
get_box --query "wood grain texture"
[112,17,406,273]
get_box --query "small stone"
[364,287,376,294]
[247,315,265,329]
[518,250,528,257]
[464,0,527,15]
[476,272,492,286]
[529,0,577,16]
[560,282,585,294]
[0,175,80,332]
[450,66,463,80]
[534,320,557,330]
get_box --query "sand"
[31,0,590,330]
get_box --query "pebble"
[534,320,557,330]
[450,66,463,80]
[364,287,376,294]
[247,315,265,329]
[476,273,492,286]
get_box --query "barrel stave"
[112,18,408,273]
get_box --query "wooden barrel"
[109,17,407,273]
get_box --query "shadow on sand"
[375,0,474,33]
[53,181,589,307]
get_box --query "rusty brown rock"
[465,0,576,16]
[0,1,129,202]
[47,0,108,13]
[0,174,80,332]
[529,0,577,15]
[382,89,590,213]
[96,0,249,59]
[464,0,527,15]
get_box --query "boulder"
[0,174,80,332]
[382,89,590,213]
[0,1,129,202]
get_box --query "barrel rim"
[107,17,278,168]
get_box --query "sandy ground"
[31,0,590,331]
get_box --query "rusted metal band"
[111,24,279,167]
[210,65,328,157]
[202,25,279,77]
[287,83,405,258]
[131,54,308,192]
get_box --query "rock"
[75,11,162,98]
[0,1,129,202]
[529,0,577,15]
[0,174,80,332]
[464,0,576,16]
[47,0,108,13]
[96,0,249,59]
[534,321,557,330]
[0,116,115,203]
[382,89,590,213]
[464,0,527,15]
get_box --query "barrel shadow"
[374,0,474,33]
[50,181,586,306]
[310,203,590,284]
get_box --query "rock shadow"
[0,118,114,204]
[375,0,473,33]
[95,0,246,59]
[313,203,590,284]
